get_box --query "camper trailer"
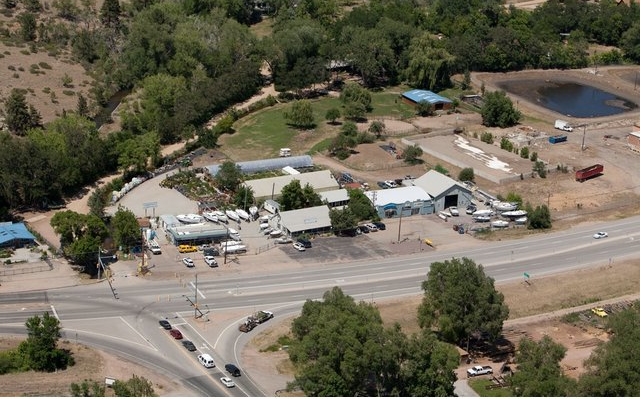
[279,148,291,157]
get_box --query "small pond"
[498,80,638,118]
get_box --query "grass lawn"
[467,377,512,397]
[223,97,344,160]
[369,91,416,119]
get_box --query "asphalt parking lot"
[277,235,394,264]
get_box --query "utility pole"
[397,210,403,243]
[97,247,101,280]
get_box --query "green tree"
[5,89,40,135]
[343,101,367,121]
[329,207,357,233]
[325,108,340,124]
[289,287,396,396]
[100,0,121,27]
[76,93,90,117]
[416,101,433,117]
[112,374,156,396]
[216,160,243,192]
[17,312,74,372]
[87,186,111,218]
[111,206,141,250]
[500,137,514,152]
[23,0,42,12]
[368,120,385,139]
[481,91,521,128]
[70,379,106,397]
[527,204,551,230]
[402,329,459,396]
[577,304,639,396]
[458,167,474,182]
[510,336,576,396]
[279,180,322,211]
[233,185,255,210]
[520,146,529,159]
[480,132,494,144]
[461,70,471,90]
[346,188,377,221]
[52,0,79,20]
[284,100,315,129]
[339,82,372,111]
[402,144,423,164]
[405,32,455,91]
[533,160,546,178]
[417,257,509,351]
[51,210,108,272]
[341,27,395,86]
[18,12,37,41]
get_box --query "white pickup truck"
[467,365,493,377]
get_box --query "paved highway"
[0,216,638,396]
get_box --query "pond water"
[499,80,638,118]
[537,82,637,118]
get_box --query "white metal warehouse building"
[411,170,473,213]
[274,205,332,236]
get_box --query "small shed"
[401,89,452,111]
[319,189,350,209]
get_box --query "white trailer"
[554,120,573,132]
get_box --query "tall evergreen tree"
[100,0,121,28]
[5,89,39,135]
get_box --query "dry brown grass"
[376,259,640,334]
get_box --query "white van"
[279,148,291,157]
[198,354,215,368]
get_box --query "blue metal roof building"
[0,222,37,248]
[402,89,452,110]
[205,155,314,176]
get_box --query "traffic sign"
[523,272,530,279]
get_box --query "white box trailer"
[554,120,573,132]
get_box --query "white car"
[182,257,195,267]
[384,180,398,188]
[593,231,608,239]
[220,377,235,388]
[449,206,460,216]
[204,256,218,267]
[293,242,306,251]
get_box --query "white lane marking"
[120,316,159,351]
[50,305,60,320]
[189,282,206,299]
